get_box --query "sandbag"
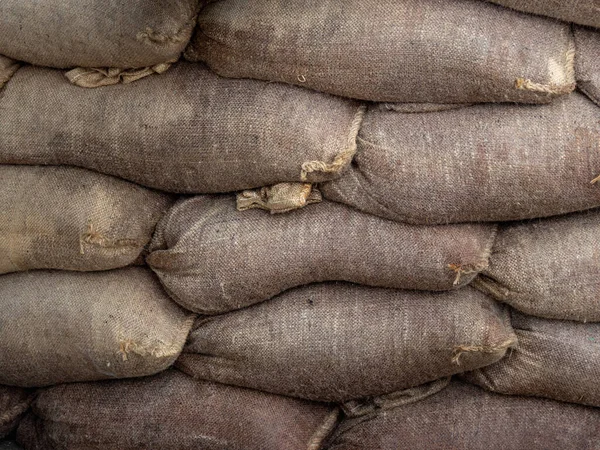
[147,195,497,314]
[0,0,198,69]
[0,165,172,274]
[16,370,337,450]
[575,26,600,107]
[463,312,600,407]
[486,0,600,28]
[0,56,18,90]
[0,268,194,387]
[0,387,33,439]
[326,380,600,450]
[321,92,600,224]
[0,63,363,193]
[177,284,516,402]
[187,0,575,103]
[473,209,600,322]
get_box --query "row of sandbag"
[6,372,600,450]
[0,0,598,102]
[0,63,599,224]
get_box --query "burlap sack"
[473,209,600,322]
[147,195,497,314]
[321,92,600,224]
[0,0,198,69]
[177,284,516,402]
[0,387,33,439]
[0,268,194,387]
[326,380,600,450]
[0,165,172,274]
[486,0,600,28]
[0,56,18,90]
[187,0,575,103]
[16,370,338,450]
[463,311,600,407]
[0,63,363,193]
[575,27,600,107]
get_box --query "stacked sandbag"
[0,56,19,90]
[0,387,33,439]
[16,370,338,450]
[326,380,600,449]
[463,311,600,407]
[485,0,600,28]
[0,268,194,387]
[147,196,497,313]
[187,0,575,103]
[575,26,600,106]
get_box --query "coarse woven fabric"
[575,26,600,106]
[0,63,362,193]
[187,0,575,103]
[0,165,172,274]
[148,195,497,314]
[0,268,195,388]
[463,311,600,407]
[0,0,198,69]
[472,209,600,322]
[321,92,600,224]
[486,0,600,28]
[0,387,33,439]
[326,380,600,450]
[177,284,516,402]
[0,56,19,90]
[16,370,337,450]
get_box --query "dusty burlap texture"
[575,26,600,107]
[321,92,600,224]
[326,380,600,450]
[473,209,600,322]
[0,56,18,90]
[0,63,363,193]
[187,0,575,103]
[16,370,337,450]
[463,311,600,407]
[0,0,198,69]
[0,165,172,274]
[0,387,33,439]
[147,195,497,314]
[177,284,516,402]
[486,0,600,28]
[0,268,194,387]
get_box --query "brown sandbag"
[147,195,497,314]
[0,56,18,90]
[0,0,198,69]
[0,268,194,387]
[177,284,516,402]
[187,0,575,103]
[463,311,600,407]
[16,370,337,450]
[575,26,600,107]
[321,92,600,224]
[0,165,172,274]
[0,387,33,439]
[326,380,600,450]
[473,209,600,322]
[0,63,362,193]
[486,0,600,28]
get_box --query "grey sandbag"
[0,56,19,90]
[326,380,600,450]
[473,209,600,322]
[0,387,33,439]
[463,311,600,407]
[16,370,337,450]
[321,92,600,224]
[187,0,575,103]
[575,26,600,107]
[0,63,363,193]
[147,195,497,314]
[177,284,516,402]
[0,268,194,387]
[0,0,198,69]
[0,165,172,274]
[486,0,600,29]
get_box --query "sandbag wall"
[1,0,600,448]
